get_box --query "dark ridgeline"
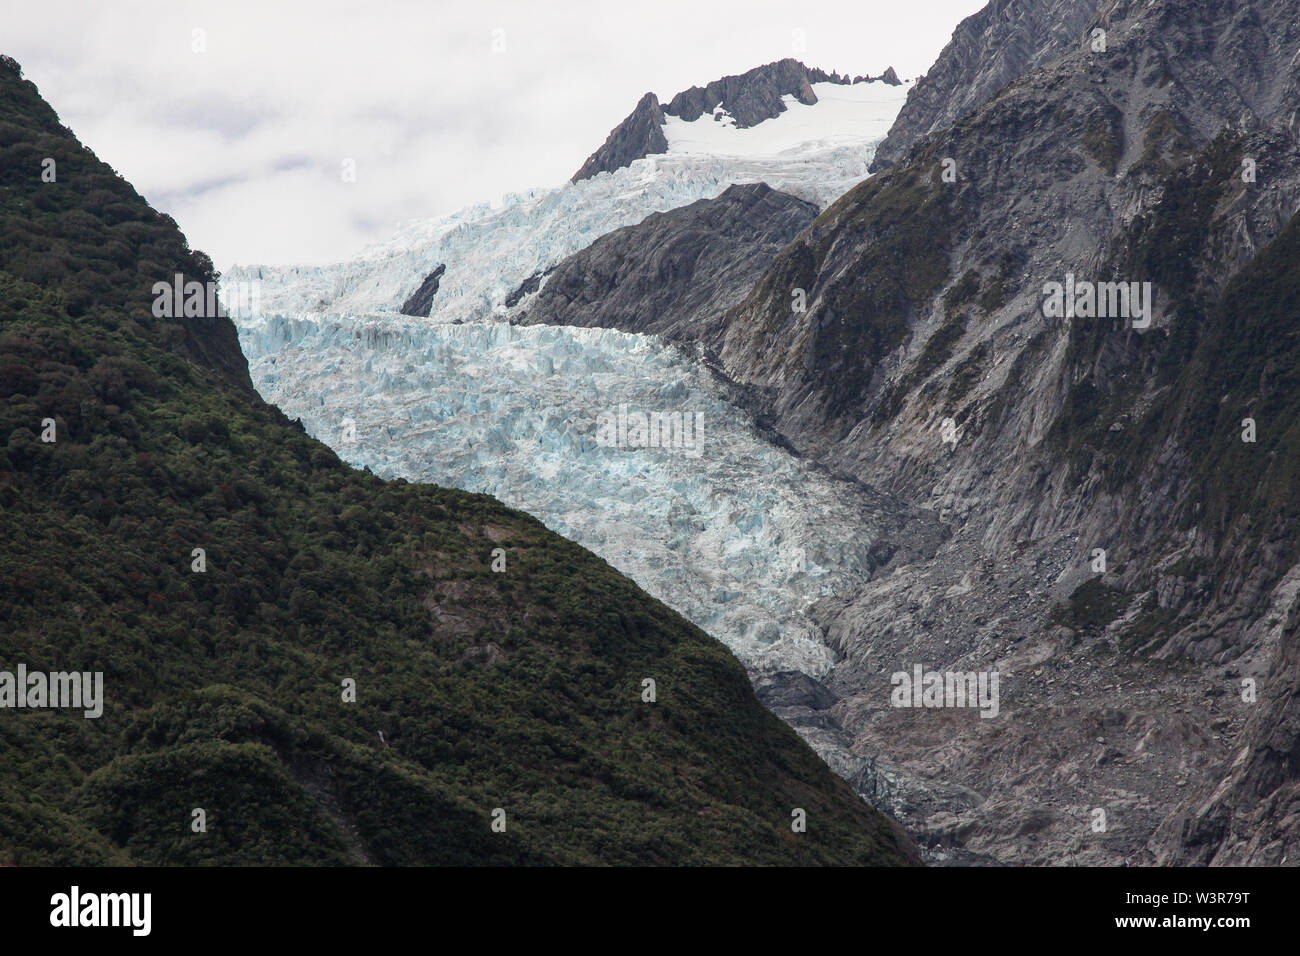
[399,263,446,317]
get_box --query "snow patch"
[664,80,913,158]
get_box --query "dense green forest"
[0,54,916,865]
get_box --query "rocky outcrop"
[852,68,902,86]
[571,92,667,183]
[663,58,832,125]
[399,263,446,317]
[869,0,1109,171]
[517,182,817,342]
[728,0,1300,865]
[503,267,553,308]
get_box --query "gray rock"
[606,0,1300,866]
[503,267,553,309]
[753,670,839,710]
[518,182,818,344]
[399,263,446,317]
[663,58,830,126]
[870,0,1109,172]
[572,59,872,181]
[571,92,667,183]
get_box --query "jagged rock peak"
[855,66,902,86]
[572,58,898,182]
[664,58,832,125]
[570,92,667,184]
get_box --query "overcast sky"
[6,0,986,270]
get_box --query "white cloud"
[5,0,987,268]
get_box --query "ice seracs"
[238,314,906,675]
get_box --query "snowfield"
[664,80,911,156]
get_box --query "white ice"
[238,314,895,676]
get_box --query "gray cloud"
[4,0,986,268]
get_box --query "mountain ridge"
[573,58,902,182]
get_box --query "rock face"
[869,0,1109,171]
[503,268,551,308]
[572,59,891,181]
[517,182,817,342]
[538,0,1300,865]
[399,263,446,316]
[853,68,902,86]
[663,58,829,125]
[570,92,667,183]
[728,0,1300,866]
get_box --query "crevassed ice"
[238,314,893,676]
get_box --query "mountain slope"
[571,92,669,184]
[746,0,1300,865]
[869,0,1109,171]
[221,62,927,708]
[0,55,918,866]
[516,182,818,342]
[527,0,1300,864]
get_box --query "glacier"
[227,80,910,676]
[238,313,909,675]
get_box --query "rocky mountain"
[516,182,817,342]
[573,58,901,181]
[524,0,1300,865]
[571,92,669,184]
[0,56,919,866]
[225,87,898,329]
[161,0,1300,867]
[223,73,919,687]
[869,0,1110,171]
